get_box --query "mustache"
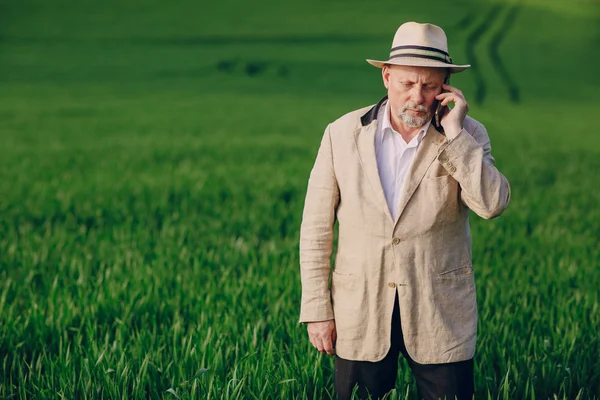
[400,103,430,113]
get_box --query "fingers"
[436,91,465,103]
[441,83,464,97]
[332,326,337,344]
[308,334,318,350]
[435,85,469,137]
[436,92,469,111]
[323,336,335,355]
[308,334,328,353]
[442,97,464,108]
[311,336,334,355]
[436,85,466,102]
[315,338,325,353]
[307,321,336,355]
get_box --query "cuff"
[299,302,335,324]
[437,128,480,174]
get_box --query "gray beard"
[397,104,433,128]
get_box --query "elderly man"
[298,22,510,400]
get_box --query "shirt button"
[388,282,396,288]
[392,237,401,245]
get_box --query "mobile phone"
[433,74,450,133]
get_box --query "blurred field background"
[1,0,599,398]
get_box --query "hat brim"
[366,57,470,73]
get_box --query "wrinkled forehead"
[387,65,447,82]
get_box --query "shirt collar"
[379,100,431,146]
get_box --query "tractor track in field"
[488,3,521,103]
[465,4,503,105]
[463,2,522,105]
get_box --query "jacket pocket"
[439,265,474,279]
[418,175,460,229]
[331,268,355,288]
[425,173,452,181]
[331,270,360,309]
[431,270,478,339]
[431,238,472,275]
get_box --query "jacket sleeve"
[437,123,511,219]
[298,124,339,323]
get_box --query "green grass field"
[1,0,599,398]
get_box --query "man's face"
[382,65,447,128]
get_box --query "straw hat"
[367,22,470,73]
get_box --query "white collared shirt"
[375,101,431,220]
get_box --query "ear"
[382,65,390,90]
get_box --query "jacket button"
[440,155,449,163]
[450,166,457,173]
[392,237,401,245]
[388,282,396,288]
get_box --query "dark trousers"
[334,295,474,400]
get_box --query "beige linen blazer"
[299,97,510,364]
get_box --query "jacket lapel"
[393,125,447,227]
[354,121,394,224]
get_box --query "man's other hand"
[307,320,337,355]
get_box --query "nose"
[410,86,425,104]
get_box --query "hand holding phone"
[433,78,470,140]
